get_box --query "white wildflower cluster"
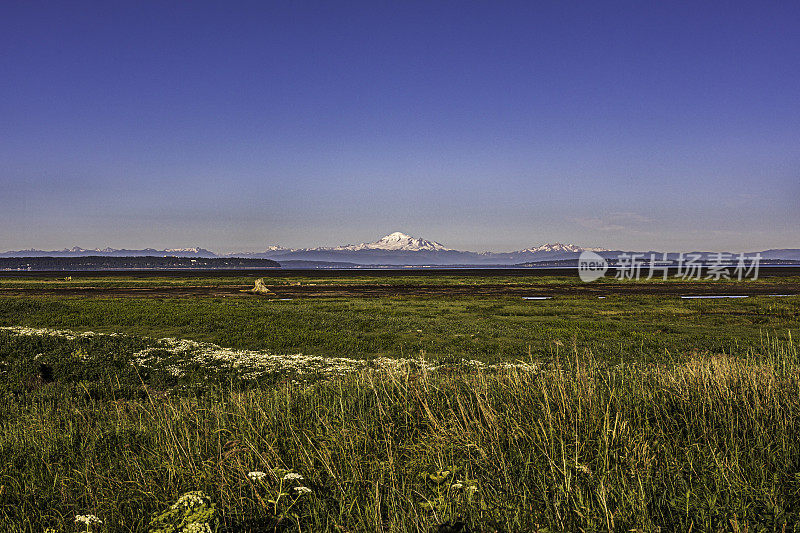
[131,336,371,379]
[451,480,479,496]
[171,490,208,509]
[1,326,539,379]
[165,364,184,377]
[75,514,103,525]
[294,486,312,494]
[247,471,267,481]
[183,523,212,533]
[1,326,113,340]
[283,472,303,481]
[492,361,539,372]
[130,337,539,378]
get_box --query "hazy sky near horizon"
[1,1,798,253]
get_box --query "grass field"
[1,274,800,531]
[1,291,798,363]
[1,272,799,289]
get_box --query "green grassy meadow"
[1,274,800,532]
[1,273,798,289]
[0,291,798,363]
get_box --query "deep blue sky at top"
[1,1,798,252]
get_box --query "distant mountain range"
[2,232,799,266]
[240,233,615,265]
[1,246,217,258]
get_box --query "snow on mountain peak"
[164,247,202,253]
[383,231,413,241]
[335,231,451,251]
[516,243,609,254]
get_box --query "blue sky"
[1,1,798,253]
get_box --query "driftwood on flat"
[241,278,274,295]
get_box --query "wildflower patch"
[0,326,538,386]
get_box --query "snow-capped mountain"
[164,247,209,254]
[514,243,609,254]
[233,233,610,264]
[333,232,451,252]
[0,247,217,258]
